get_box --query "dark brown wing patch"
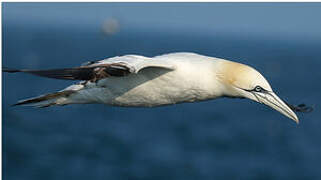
[3,63,131,82]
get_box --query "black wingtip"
[11,103,20,107]
[11,100,32,107]
[2,67,21,73]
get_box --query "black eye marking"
[253,86,266,93]
[254,86,262,92]
[241,86,267,93]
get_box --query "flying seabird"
[4,52,312,123]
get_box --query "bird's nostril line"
[252,92,261,103]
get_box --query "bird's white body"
[8,52,300,123]
[66,53,223,106]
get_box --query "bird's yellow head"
[217,60,299,123]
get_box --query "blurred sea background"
[2,2,321,180]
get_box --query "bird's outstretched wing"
[3,63,131,82]
[3,55,175,82]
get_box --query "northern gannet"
[4,52,312,123]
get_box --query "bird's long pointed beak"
[254,92,299,124]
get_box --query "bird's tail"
[13,90,76,108]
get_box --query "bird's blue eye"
[254,86,262,92]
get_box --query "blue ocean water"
[3,3,321,180]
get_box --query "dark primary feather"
[12,90,75,107]
[3,64,131,82]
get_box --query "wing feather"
[3,55,175,81]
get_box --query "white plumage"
[70,53,222,107]
[5,52,309,123]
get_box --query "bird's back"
[78,52,222,107]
